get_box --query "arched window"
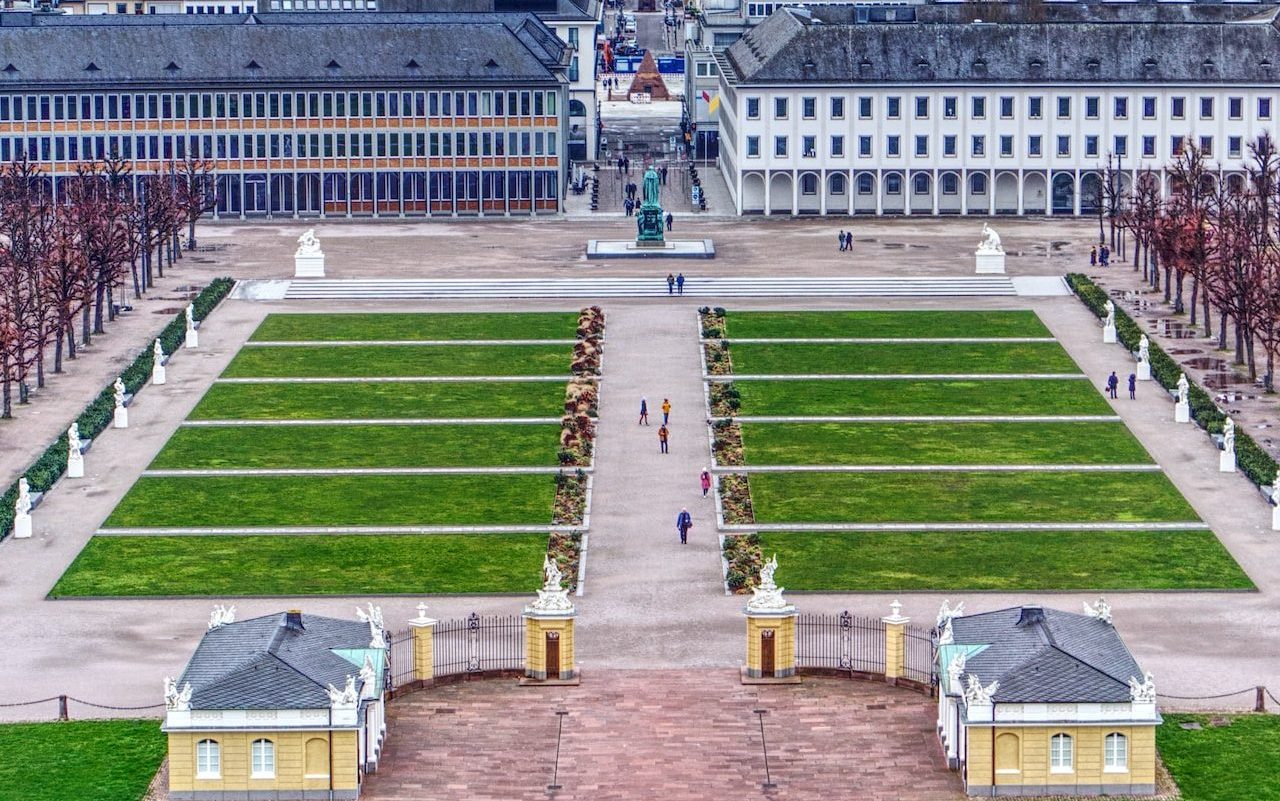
[913,174,930,195]
[857,173,874,195]
[942,174,959,195]
[970,173,987,195]
[801,174,818,195]
[305,737,331,779]
[994,732,1021,774]
[196,739,220,779]
[1104,733,1128,771]
[1050,733,1074,772]
[830,173,846,196]
[885,174,902,195]
[569,99,587,118]
[251,738,276,779]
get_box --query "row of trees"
[1097,133,1280,390]
[0,155,216,418]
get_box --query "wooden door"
[545,631,561,679]
[761,629,775,678]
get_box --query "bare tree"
[176,155,218,251]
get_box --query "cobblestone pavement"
[363,669,962,801]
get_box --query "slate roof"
[177,612,376,711]
[948,606,1144,705]
[724,6,1280,86]
[378,0,601,23]
[0,11,568,88]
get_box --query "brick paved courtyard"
[363,669,962,801]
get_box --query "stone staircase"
[280,275,1018,300]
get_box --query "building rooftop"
[723,5,1280,85]
[377,0,601,23]
[0,11,568,87]
[176,611,382,711]
[945,606,1145,705]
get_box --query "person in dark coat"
[676,507,692,544]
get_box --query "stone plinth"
[12,513,31,538]
[586,239,715,259]
[67,451,84,479]
[1175,401,1190,424]
[522,612,578,685]
[974,250,1005,274]
[742,610,799,684]
[185,328,198,349]
[153,362,166,385]
[114,406,129,429]
[1103,324,1117,344]
[1220,450,1236,473]
[1136,361,1151,381]
[408,610,437,684]
[1272,504,1280,531]
[295,252,326,278]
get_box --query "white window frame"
[251,738,276,779]
[196,739,221,780]
[1050,733,1074,773]
[1104,733,1128,773]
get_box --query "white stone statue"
[112,378,128,429]
[359,653,376,688]
[1138,335,1150,363]
[528,555,575,615]
[542,553,564,592]
[207,604,236,630]
[1103,300,1116,330]
[355,603,386,649]
[978,223,1003,253]
[1177,373,1190,406]
[746,553,792,613]
[327,675,359,708]
[66,423,84,479]
[936,599,965,630]
[113,378,125,410]
[1273,473,1280,505]
[963,674,999,706]
[164,677,193,711]
[937,616,955,645]
[1223,417,1235,453]
[15,477,31,517]
[1082,597,1113,625]
[296,229,322,256]
[947,652,967,689]
[185,303,198,349]
[152,340,167,386]
[1128,671,1157,704]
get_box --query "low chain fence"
[0,694,165,722]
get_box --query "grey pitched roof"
[724,7,1280,86]
[378,0,600,22]
[0,11,568,88]
[949,606,1143,704]
[177,612,375,710]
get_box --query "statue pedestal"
[1103,324,1117,344]
[974,250,1005,274]
[185,328,198,349]
[12,513,31,539]
[114,407,129,429]
[153,363,166,386]
[1137,361,1151,381]
[67,452,84,479]
[1272,503,1280,531]
[1174,401,1190,424]
[295,252,326,278]
[1220,450,1236,473]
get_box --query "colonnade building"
[714,4,1280,216]
[0,11,570,217]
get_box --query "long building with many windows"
[0,11,570,217]
[715,4,1280,216]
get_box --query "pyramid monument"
[626,51,671,100]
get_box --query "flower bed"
[0,277,234,541]
[719,474,755,524]
[547,530,583,593]
[698,306,726,338]
[712,419,745,466]
[709,381,740,416]
[576,305,605,340]
[552,469,589,526]
[1067,273,1278,488]
[723,533,763,593]
[559,412,595,467]
[703,341,733,375]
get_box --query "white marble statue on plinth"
[66,423,84,479]
[113,377,128,429]
[294,229,326,278]
[12,477,32,538]
[152,340,167,385]
[1102,300,1117,344]
[1136,334,1151,381]
[1220,416,1237,473]
[974,223,1006,274]
[1174,372,1190,424]
[184,304,198,349]
[1271,475,1280,531]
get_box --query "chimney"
[1015,605,1045,628]
[284,609,305,632]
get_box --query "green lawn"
[250,312,580,342]
[728,341,1080,375]
[150,424,564,469]
[755,530,1252,590]
[103,474,557,528]
[726,310,1050,339]
[1158,714,1280,801]
[739,422,1152,465]
[51,533,550,596]
[222,344,571,378]
[189,380,568,420]
[0,719,165,801]
[733,378,1112,417]
[747,471,1198,523]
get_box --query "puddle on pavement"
[1203,372,1248,388]
[1168,348,1202,356]
[1185,357,1228,370]
[883,242,906,249]
[1157,319,1200,339]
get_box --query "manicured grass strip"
[0,719,166,801]
[739,422,1152,465]
[104,474,556,528]
[726,310,1050,339]
[729,341,1080,376]
[734,378,1113,417]
[748,471,1198,524]
[222,344,571,378]
[189,381,567,420]
[150,424,564,469]
[51,533,549,597]
[1158,714,1280,801]
[250,312,580,342]
[756,530,1252,591]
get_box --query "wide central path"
[575,301,742,668]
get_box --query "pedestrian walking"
[1128,373,1137,400]
[1090,245,1097,266]
[661,165,668,185]
[676,273,685,295]
[624,197,634,216]
[1107,371,1119,399]
[700,468,712,498]
[658,424,670,453]
[661,398,671,424]
[666,212,674,231]
[1101,245,1111,267]
[676,507,692,544]
[666,273,675,295]
[639,396,649,425]
[839,230,847,252]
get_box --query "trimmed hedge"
[0,277,234,540]
[1067,273,1277,488]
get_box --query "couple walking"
[674,471,713,544]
